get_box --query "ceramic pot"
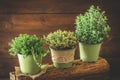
[79,42,102,62]
[18,54,41,74]
[50,48,75,68]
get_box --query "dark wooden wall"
[0,0,120,78]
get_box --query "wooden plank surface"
[0,58,18,78]
[0,0,119,14]
[0,0,101,14]
[1,14,76,32]
[10,58,110,80]
[0,13,119,34]
[1,57,120,78]
[0,0,120,78]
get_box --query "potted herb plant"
[75,5,111,62]
[9,34,49,74]
[44,30,77,68]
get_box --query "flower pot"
[50,48,75,69]
[79,42,102,62]
[18,54,41,74]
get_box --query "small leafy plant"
[75,5,111,44]
[9,34,49,58]
[44,30,77,50]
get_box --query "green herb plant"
[75,5,111,44]
[9,34,49,68]
[44,30,77,50]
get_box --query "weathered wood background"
[0,0,120,78]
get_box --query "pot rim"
[49,46,76,51]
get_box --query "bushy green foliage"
[9,34,49,58]
[75,5,111,44]
[44,30,77,50]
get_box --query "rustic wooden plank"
[0,0,119,79]
[0,0,101,14]
[1,14,76,36]
[9,58,110,80]
[0,58,18,78]
[0,0,119,14]
[0,14,119,34]
[0,13,120,35]
[0,56,119,78]
[0,14,118,35]
[11,14,77,26]
[1,56,119,78]
[0,15,11,22]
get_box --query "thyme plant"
[75,5,111,44]
[44,30,77,50]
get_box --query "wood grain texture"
[0,58,18,78]
[0,0,102,14]
[0,0,119,14]
[10,58,110,80]
[0,0,120,78]
[1,14,76,33]
[0,13,120,35]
